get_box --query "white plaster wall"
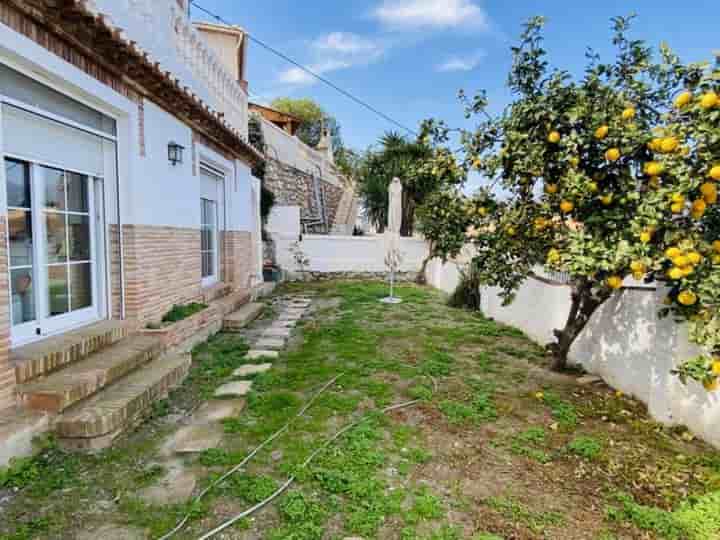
[267,206,301,237]
[425,258,720,447]
[272,234,428,274]
[93,0,210,105]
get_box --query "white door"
[200,166,223,288]
[6,158,100,344]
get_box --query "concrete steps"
[223,302,264,332]
[11,320,132,384]
[55,353,191,450]
[17,335,162,413]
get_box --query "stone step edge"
[12,321,133,384]
[222,302,265,332]
[17,337,163,414]
[55,353,192,447]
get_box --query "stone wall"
[264,157,347,231]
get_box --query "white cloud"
[278,60,352,86]
[436,49,486,72]
[277,32,386,87]
[373,0,488,30]
[313,32,383,56]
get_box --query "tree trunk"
[401,194,415,237]
[548,279,612,371]
[416,253,432,285]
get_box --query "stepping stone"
[214,380,253,398]
[169,424,224,454]
[275,319,297,328]
[246,350,279,360]
[254,338,285,351]
[139,461,196,505]
[191,399,246,423]
[233,363,272,377]
[263,327,292,339]
[76,525,146,540]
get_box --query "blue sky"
[193,0,719,157]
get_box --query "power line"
[189,0,418,136]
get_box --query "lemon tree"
[423,16,720,379]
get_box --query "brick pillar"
[0,219,16,410]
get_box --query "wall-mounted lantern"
[168,141,185,166]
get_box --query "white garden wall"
[426,258,720,448]
[272,233,428,276]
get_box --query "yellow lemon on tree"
[569,156,580,167]
[548,131,561,143]
[674,91,693,108]
[645,162,664,176]
[666,247,682,259]
[710,166,720,181]
[607,276,623,290]
[673,255,690,267]
[692,199,707,218]
[668,267,685,280]
[605,148,621,162]
[671,202,685,214]
[560,200,574,213]
[547,248,560,263]
[712,360,720,376]
[671,192,685,204]
[700,91,719,110]
[713,240,720,253]
[701,182,718,204]
[588,181,599,193]
[704,378,719,392]
[678,290,698,306]
[630,261,646,273]
[648,138,662,152]
[600,194,614,206]
[639,230,652,244]
[682,265,694,277]
[595,125,609,139]
[622,107,636,120]
[660,137,679,153]
[714,255,720,265]
[688,252,703,265]
[545,183,559,194]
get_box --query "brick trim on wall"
[0,220,14,410]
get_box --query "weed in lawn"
[509,427,552,463]
[420,350,455,377]
[567,436,603,460]
[223,474,278,504]
[406,487,444,525]
[539,391,578,428]
[439,390,497,425]
[606,490,720,539]
[486,496,564,533]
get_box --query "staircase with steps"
[5,288,266,452]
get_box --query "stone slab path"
[151,293,313,513]
[233,363,272,377]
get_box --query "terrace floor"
[1,281,720,540]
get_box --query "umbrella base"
[380,297,403,304]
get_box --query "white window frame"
[0,94,116,346]
[200,196,219,288]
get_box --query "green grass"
[567,436,603,460]
[606,491,720,539]
[160,302,208,324]
[5,281,720,540]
